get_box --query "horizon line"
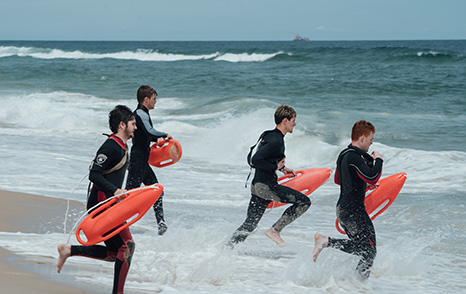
[1,38,465,42]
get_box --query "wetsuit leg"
[126,154,165,224]
[70,229,135,294]
[109,228,135,294]
[70,244,115,261]
[229,195,271,244]
[252,182,311,232]
[80,190,136,293]
[142,164,165,224]
[328,207,376,278]
[125,154,147,190]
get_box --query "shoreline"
[0,189,97,293]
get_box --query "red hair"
[351,120,375,141]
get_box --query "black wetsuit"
[329,144,383,279]
[229,128,311,244]
[125,104,168,227]
[71,135,134,294]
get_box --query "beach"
[0,189,94,293]
[0,40,465,293]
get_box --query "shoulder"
[263,129,282,141]
[346,149,365,162]
[135,108,148,118]
[339,147,355,158]
[93,142,117,169]
[98,138,123,157]
[339,147,364,165]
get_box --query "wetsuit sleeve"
[135,109,168,141]
[89,145,120,195]
[349,153,383,185]
[251,133,283,172]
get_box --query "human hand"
[114,189,128,199]
[367,184,378,191]
[156,137,167,146]
[282,166,296,177]
[371,151,382,160]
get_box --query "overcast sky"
[1,0,465,41]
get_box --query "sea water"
[0,40,465,293]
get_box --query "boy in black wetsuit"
[57,105,137,294]
[228,105,311,247]
[313,120,383,279]
[126,85,172,235]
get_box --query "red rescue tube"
[336,172,407,234]
[266,168,332,209]
[76,184,163,246]
[148,139,182,168]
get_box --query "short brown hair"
[351,120,375,141]
[274,105,296,124]
[137,85,157,104]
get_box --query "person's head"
[108,105,137,140]
[137,85,158,110]
[275,105,297,135]
[351,120,375,152]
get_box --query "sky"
[1,0,465,41]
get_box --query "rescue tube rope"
[63,172,89,236]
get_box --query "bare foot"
[265,227,286,247]
[57,244,71,273]
[312,233,328,262]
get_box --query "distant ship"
[293,35,310,41]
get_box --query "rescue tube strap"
[89,134,128,175]
[103,149,127,175]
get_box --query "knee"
[124,241,135,264]
[299,195,311,210]
[303,196,311,206]
[127,241,135,256]
[119,241,135,257]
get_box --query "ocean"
[0,40,465,293]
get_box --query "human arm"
[349,152,383,185]
[89,145,120,195]
[251,132,284,172]
[277,157,296,176]
[135,108,169,141]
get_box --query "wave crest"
[0,46,282,63]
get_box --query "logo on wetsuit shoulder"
[95,154,108,166]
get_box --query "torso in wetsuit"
[251,128,285,184]
[130,104,168,161]
[334,144,383,211]
[87,135,129,210]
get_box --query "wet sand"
[0,189,96,293]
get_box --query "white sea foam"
[213,52,282,62]
[0,91,118,133]
[0,207,461,293]
[0,46,281,63]
[0,46,219,61]
[417,51,441,57]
